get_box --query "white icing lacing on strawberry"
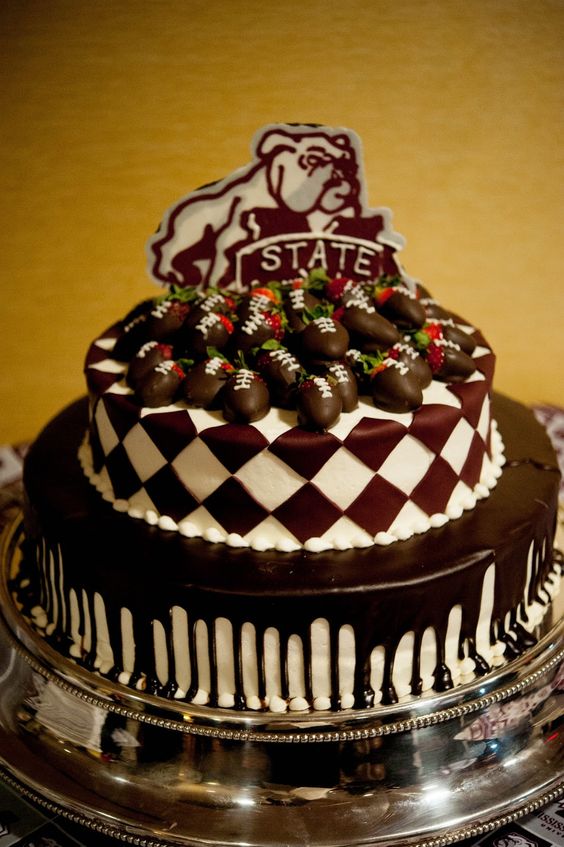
[123,313,146,332]
[289,288,306,310]
[151,301,172,319]
[233,369,255,391]
[200,293,225,313]
[434,338,461,351]
[136,341,158,358]
[328,362,349,383]
[270,349,300,371]
[315,317,337,334]
[383,357,409,376]
[313,376,333,398]
[196,312,220,336]
[205,357,223,375]
[347,297,375,313]
[155,360,176,375]
[393,342,418,360]
[242,313,266,335]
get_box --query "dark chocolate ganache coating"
[20,395,560,710]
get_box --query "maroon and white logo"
[147,123,406,291]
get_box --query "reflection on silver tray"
[1,516,563,847]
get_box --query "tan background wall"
[1,0,562,444]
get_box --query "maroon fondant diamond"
[86,368,122,396]
[143,464,199,522]
[475,350,495,385]
[448,381,489,428]
[269,429,341,480]
[200,423,269,473]
[89,426,105,474]
[408,404,462,456]
[104,443,142,500]
[141,409,198,462]
[272,483,342,543]
[202,478,269,536]
[344,475,408,535]
[343,418,406,472]
[102,392,141,441]
[459,432,486,489]
[410,455,460,515]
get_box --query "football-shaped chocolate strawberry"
[188,312,234,356]
[127,341,174,389]
[370,359,423,413]
[112,301,153,361]
[297,376,342,431]
[223,369,270,423]
[376,284,426,329]
[438,319,477,356]
[324,361,358,412]
[341,302,400,352]
[388,342,432,388]
[300,316,350,362]
[146,299,191,342]
[427,341,477,383]
[183,357,234,409]
[137,360,184,408]
[256,346,301,407]
[283,287,321,332]
[231,310,283,354]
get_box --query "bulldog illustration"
[148,124,405,290]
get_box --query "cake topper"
[147,123,407,292]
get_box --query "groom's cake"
[16,125,561,713]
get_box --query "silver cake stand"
[1,515,563,847]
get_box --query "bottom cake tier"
[15,393,562,714]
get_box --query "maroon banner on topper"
[147,124,407,291]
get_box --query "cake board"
[1,515,563,847]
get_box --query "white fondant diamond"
[88,358,127,375]
[243,515,302,552]
[440,418,476,474]
[477,396,490,443]
[122,424,167,482]
[95,337,118,352]
[248,406,298,444]
[172,437,230,500]
[378,435,435,494]
[316,515,374,549]
[422,380,461,408]
[235,452,306,511]
[388,500,429,537]
[311,447,375,509]
[95,402,120,455]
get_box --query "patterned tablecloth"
[0,405,563,847]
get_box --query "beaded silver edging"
[1,766,563,847]
[1,514,563,744]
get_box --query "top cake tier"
[81,270,501,552]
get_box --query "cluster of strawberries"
[114,270,477,430]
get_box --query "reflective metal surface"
[1,515,563,846]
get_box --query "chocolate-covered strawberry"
[375,282,426,329]
[324,361,358,412]
[137,360,184,408]
[231,310,285,355]
[183,357,234,409]
[127,341,174,389]
[325,276,365,306]
[256,346,301,407]
[436,318,477,356]
[297,376,342,431]
[340,301,400,353]
[415,323,476,383]
[145,299,191,342]
[188,312,234,356]
[388,341,432,388]
[300,316,350,363]
[283,286,322,332]
[222,369,270,423]
[370,359,423,413]
[237,287,280,323]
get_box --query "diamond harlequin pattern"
[84,330,498,548]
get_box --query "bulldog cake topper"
[147,123,408,292]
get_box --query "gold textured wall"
[1,0,562,443]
